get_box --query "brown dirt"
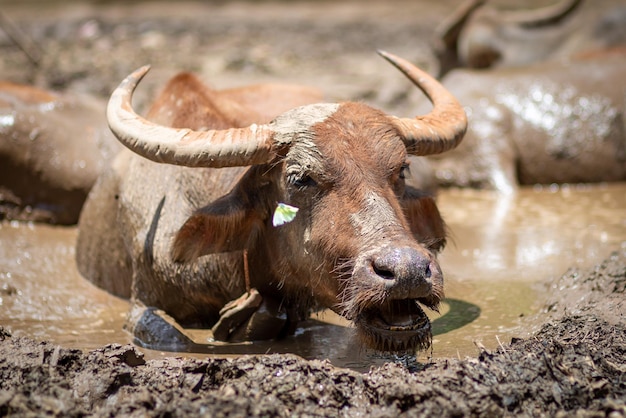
[1,1,625,416]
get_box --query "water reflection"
[0,183,624,370]
[438,183,625,282]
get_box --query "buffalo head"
[433,0,585,75]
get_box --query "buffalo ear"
[402,186,447,253]
[172,201,263,263]
[172,169,270,263]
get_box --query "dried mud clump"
[1,250,625,417]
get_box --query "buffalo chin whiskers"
[336,281,387,322]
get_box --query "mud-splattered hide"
[76,52,467,352]
[421,50,626,193]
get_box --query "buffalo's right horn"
[378,50,467,156]
[106,66,279,168]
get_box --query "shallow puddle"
[1,183,624,371]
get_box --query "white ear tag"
[273,203,299,227]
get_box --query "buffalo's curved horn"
[502,0,582,27]
[106,66,277,168]
[378,50,467,156]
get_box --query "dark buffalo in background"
[0,82,121,224]
[421,0,626,192]
[432,0,626,75]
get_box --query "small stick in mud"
[496,335,507,353]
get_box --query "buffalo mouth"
[354,299,433,353]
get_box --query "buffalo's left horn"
[106,66,278,168]
[378,50,467,156]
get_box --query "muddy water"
[1,183,624,370]
[433,182,626,358]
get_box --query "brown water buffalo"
[75,51,467,353]
[0,83,122,224]
[433,0,626,76]
[422,51,626,193]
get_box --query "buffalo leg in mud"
[212,288,292,343]
[125,301,199,351]
[125,291,293,350]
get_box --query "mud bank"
[2,249,624,417]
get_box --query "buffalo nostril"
[372,263,395,281]
[424,264,431,279]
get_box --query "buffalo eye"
[294,175,317,188]
[288,173,317,189]
[399,162,410,180]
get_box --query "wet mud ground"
[0,251,624,417]
[1,0,626,416]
